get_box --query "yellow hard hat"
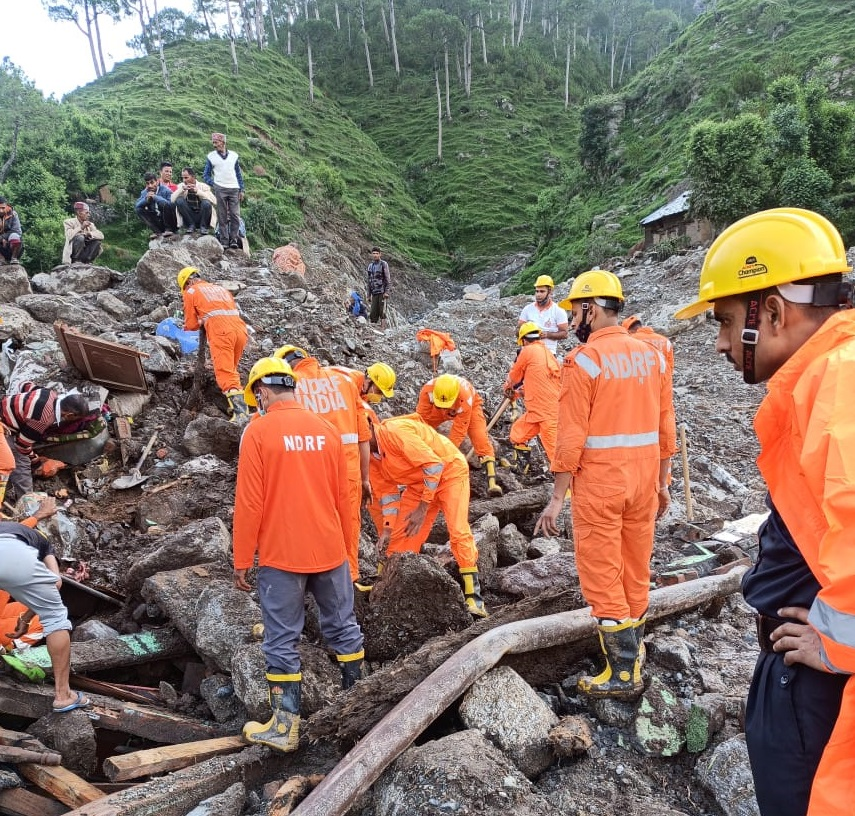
[675,208,852,320]
[432,374,460,408]
[534,275,554,289]
[366,362,396,398]
[273,344,309,364]
[558,269,624,309]
[243,357,298,407]
[177,266,199,290]
[517,321,542,345]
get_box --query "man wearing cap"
[675,208,855,816]
[62,202,104,265]
[0,197,23,265]
[204,132,245,250]
[518,275,569,357]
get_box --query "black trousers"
[176,198,212,230]
[746,651,848,815]
[70,234,102,263]
[369,293,386,323]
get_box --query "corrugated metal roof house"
[639,191,712,248]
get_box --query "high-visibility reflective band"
[423,463,444,475]
[584,431,659,449]
[575,352,601,378]
[382,507,399,517]
[809,598,855,651]
[202,308,240,322]
[337,649,365,662]
[379,494,397,506]
[266,672,301,682]
[341,433,359,444]
[424,479,440,490]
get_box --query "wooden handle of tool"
[679,424,693,522]
[485,397,512,433]
[133,431,159,471]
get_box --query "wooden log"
[0,726,51,751]
[103,736,247,782]
[0,787,69,816]
[0,746,62,765]
[70,676,162,707]
[17,764,104,810]
[269,775,325,816]
[7,629,190,676]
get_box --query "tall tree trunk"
[509,0,515,47]
[254,0,265,48]
[435,65,442,161]
[619,35,631,85]
[226,0,240,74]
[152,0,170,90]
[609,17,617,88]
[267,0,278,42]
[516,0,526,45]
[389,0,400,75]
[93,5,108,75]
[465,25,472,96]
[307,35,315,101]
[380,6,389,43]
[0,117,21,185]
[82,0,103,78]
[240,0,253,43]
[360,0,373,89]
[198,0,214,37]
[479,12,487,64]
[564,39,570,109]
[443,42,451,121]
[334,2,340,29]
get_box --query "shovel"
[112,431,158,490]
[485,397,512,433]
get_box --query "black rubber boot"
[242,673,301,752]
[578,620,643,700]
[337,650,365,690]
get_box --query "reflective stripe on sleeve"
[575,352,601,378]
[584,430,659,449]
[810,598,855,653]
[341,433,359,444]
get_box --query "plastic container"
[156,317,199,354]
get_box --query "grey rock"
[526,536,562,558]
[493,552,577,597]
[108,391,151,419]
[194,580,261,672]
[114,334,176,375]
[472,513,499,576]
[686,693,726,753]
[14,293,109,329]
[372,730,560,816]
[0,265,32,302]
[459,665,558,777]
[184,782,245,816]
[695,735,759,816]
[497,523,528,566]
[134,246,208,294]
[127,517,232,590]
[182,415,241,460]
[71,619,121,642]
[27,710,97,777]
[200,674,246,724]
[0,305,36,342]
[96,290,134,320]
[647,634,694,673]
[633,675,686,757]
[585,695,638,728]
[32,265,111,294]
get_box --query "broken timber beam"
[103,736,247,781]
[18,764,104,809]
[269,775,325,815]
[6,629,190,676]
[0,746,62,765]
[0,787,69,816]
[295,567,748,816]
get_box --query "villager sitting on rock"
[177,266,250,422]
[0,496,91,713]
[346,290,368,319]
[158,161,177,192]
[0,385,90,502]
[0,197,23,265]
[171,167,216,237]
[134,172,177,239]
[233,357,364,753]
[62,202,104,265]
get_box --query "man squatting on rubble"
[177,266,250,422]
[273,345,370,585]
[0,385,90,504]
[232,357,364,753]
[416,373,503,497]
[0,496,91,713]
[676,208,855,816]
[536,269,676,699]
[0,197,23,265]
[62,202,104,265]
[503,322,560,474]
[369,413,487,617]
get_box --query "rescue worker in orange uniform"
[503,322,560,473]
[233,357,364,754]
[0,591,44,650]
[274,345,371,584]
[177,266,249,421]
[329,362,397,424]
[622,315,675,375]
[415,374,502,497]
[676,208,855,816]
[369,414,487,617]
[536,269,676,700]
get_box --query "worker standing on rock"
[502,322,560,473]
[369,413,487,617]
[676,208,855,816]
[415,374,502,497]
[177,266,249,422]
[535,269,675,700]
[274,345,371,584]
[233,357,364,753]
[518,274,569,357]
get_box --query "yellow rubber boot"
[578,620,643,700]
[459,567,488,618]
[481,456,503,497]
[242,673,301,753]
[337,650,365,690]
[226,389,251,423]
[633,615,647,673]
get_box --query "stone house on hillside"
[639,191,713,248]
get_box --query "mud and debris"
[0,229,844,816]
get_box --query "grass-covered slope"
[69,40,447,271]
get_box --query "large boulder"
[0,305,36,342]
[472,512,499,576]
[493,552,578,597]
[15,293,112,329]
[695,735,759,816]
[194,580,261,672]
[27,710,97,777]
[0,265,32,302]
[32,265,112,294]
[134,244,222,293]
[182,415,241,460]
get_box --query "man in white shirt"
[203,132,245,250]
[518,275,569,357]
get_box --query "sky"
[3,1,196,99]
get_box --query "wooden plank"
[17,765,104,810]
[269,774,325,815]
[0,746,62,765]
[0,787,69,816]
[103,736,247,782]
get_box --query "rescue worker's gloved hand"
[33,458,66,478]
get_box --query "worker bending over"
[416,374,502,497]
[178,266,249,422]
[369,414,487,617]
[536,270,675,700]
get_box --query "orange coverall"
[0,590,43,649]
[182,280,247,394]
[503,339,560,466]
[370,414,478,569]
[293,358,370,580]
[633,326,675,376]
[752,310,855,815]
[554,326,676,621]
[415,377,495,459]
[233,401,351,572]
